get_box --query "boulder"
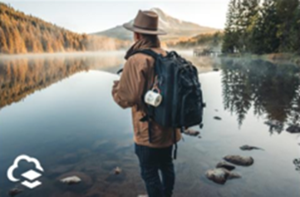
[206,168,240,184]
[60,176,81,185]
[286,125,300,133]
[240,145,263,151]
[58,171,92,186]
[216,161,236,171]
[214,116,222,120]
[224,155,254,166]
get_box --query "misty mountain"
[92,8,220,41]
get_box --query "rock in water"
[224,155,254,166]
[216,161,236,171]
[114,167,122,175]
[286,125,300,133]
[240,145,263,151]
[60,176,81,185]
[8,188,23,197]
[183,129,200,137]
[206,168,240,184]
[214,116,222,120]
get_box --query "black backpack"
[118,49,205,158]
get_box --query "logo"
[7,155,44,189]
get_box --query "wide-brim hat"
[123,10,167,35]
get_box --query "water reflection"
[221,58,300,133]
[0,54,300,196]
[0,53,124,110]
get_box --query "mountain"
[0,3,129,54]
[93,8,220,41]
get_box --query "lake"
[0,52,300,197]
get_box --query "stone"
[60,176,81,185]
[224,155,254,166]
[205,168,240,185]
[216,161,236,171]
[240,145,263,151]
[214,116,222,120]
[286,125,300,133]
[114,167,122,175]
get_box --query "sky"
[2,0,230,34]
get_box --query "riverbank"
[221,53,300,66]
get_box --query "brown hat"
[123,10,167,35]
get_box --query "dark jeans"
[135,143,175,197]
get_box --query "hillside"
[93,8,220,41]
[0,3,129,54]
[169,31,223,50]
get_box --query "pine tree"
[238,0,260,53]
[276,0,299,52]
[260,0,280,53]
[222,0,239,53]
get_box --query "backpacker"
[118,49,205,157]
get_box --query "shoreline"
[220,53,300,66]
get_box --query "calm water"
[0,52,300,197]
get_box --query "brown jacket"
[112,39,181,148]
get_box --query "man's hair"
[141,33,161,47]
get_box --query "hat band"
[133,24,157,31]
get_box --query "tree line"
[168,32,223,50]
[0,3,129,54]
[222,0,300,54]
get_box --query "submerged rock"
[286,125,300,133]
[240,145,263,151]
[216,161,236,171]
[183,129,200,137]
[214,116,222,120]
[206,168,241,184]
[60,176,81,185]
[224,155,254,166]
[114,167,122,175]
[294,158,300,165]
[8,188,23,197]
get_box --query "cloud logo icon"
[7,154,44,189]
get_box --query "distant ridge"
[0,3,129,54]
[92,8,220,41]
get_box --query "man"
[111,10,181,197]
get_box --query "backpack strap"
[117,68,123,75]
[116,49,163,74]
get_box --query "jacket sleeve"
[112,55,148,109]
